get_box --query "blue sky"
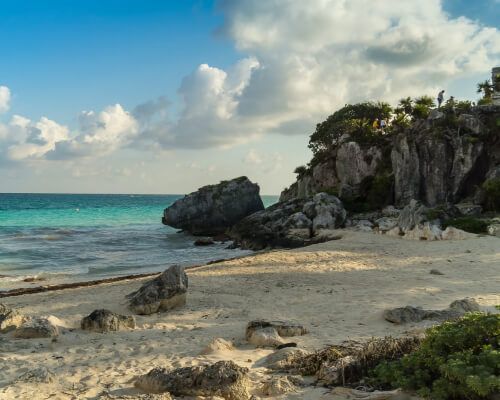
[0,0,499,194]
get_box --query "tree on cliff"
[308,102,392,155]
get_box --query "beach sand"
[0,231,499,399]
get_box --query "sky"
[1,0,499,195]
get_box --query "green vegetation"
[477,80,494,102]
[293,165,308,179]
[442,217,491,234]
[482,178,500,212]
[308,102,392,155]
[371,313,500,400]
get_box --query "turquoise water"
[0,193,278,288]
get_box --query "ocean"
[0,193,278,289]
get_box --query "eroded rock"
[15,366,55,383]
[81,309,136,333]
[13,316,59,338]
[127,265,188,315]
[134,361,250,400]
[384,298,480,324]
[246,320,308,339]
[0,303,25,333]
[201,338,235,355]
[260,375,302,396]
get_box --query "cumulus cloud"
[0,86,11,113]
[2,0,500,163]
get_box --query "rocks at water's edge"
[81,309,136,333]
[162,176,264,236]
[383,298,480,324]
[134,360,250,400]
[126,265,188,315]
[230,193,346,250]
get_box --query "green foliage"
[308,102,392,155]
[482,178,500,212]
[442,217,491,234]
[394,96,435,122]
[293,165,308,178]
[477,80,494,100]
[371,313,500,399]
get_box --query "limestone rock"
[258,347,310,370]
[162,176,264,236]
[201,338,235,355]
[13,317,59,338]
[134,361,250,400]
[15,366,55,383]
[246,320,308,339]
[127,265,188,315]
[375,217,398,232]
[0,303,25,333]
[230,193,346,250]
[403,223,442,241]
[81,309,136,333]
[397,200,428,233]
[247,327,284,347]
[384,298,480,324]
[441,226,475,240]
[260,375,302,396]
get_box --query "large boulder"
[81,309,136,333]
[134,361,250,400]
[127,265,188,315]
[162,176,264,235]
[13,316,59,339]
[230,193,346,250]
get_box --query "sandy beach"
[1,231,499,400]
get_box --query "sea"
[0,193,278,289]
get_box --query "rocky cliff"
[281,104,500,212]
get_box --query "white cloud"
[0,86,11,113]
[244,149,262,165]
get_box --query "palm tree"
[477,80,493,99]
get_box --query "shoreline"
[0,251,266,298]
[1,231,498,399]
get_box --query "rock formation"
[13,316,59,338]
[81,309,136,333]
[229,193,346,249]
[162,176,264,236]
[127,265,188,315]
[134,361,250,400]
[0,303,25,333]
[383,298,480,324]
[281,104,500,210]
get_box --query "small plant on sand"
[370,313,500,400]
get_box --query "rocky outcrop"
[230,193,346,250]
[134,361,250,400]
[81,309,136,333]
[384,298,480,324]
[163,176,264,236]
[13,316,59,338]
[127,265,188,315]
[281,105,500,210]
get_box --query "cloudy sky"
[1,0,499,194]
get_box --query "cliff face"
[281,105,500,209]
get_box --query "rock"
[15,366,55,383]
[429,269,444,275]
[134,361,250,400]
[382,206,401,218]
[230,194,346,250]
[260,375,302,396]
[81,309,136,333]
[487,223,500,237]
[201,338,235,355]
[246,320,308,339]
[458,114,484,134]
[13,317,59,338]
[375,217,398,232]
[329,387,406,400]
[385,226,402,237]
[428,109,444,120]
[258,347,310,370]
[194,238,215,246]
[127,265,188,315]
[317,355,358,385]
[384,298,480,324]
[403,223,442,241]
[247,327,284,347]
[441,226,475,240]
[0,303,25,333]
[455,203,483,217]
[397,200,428,233]
[162,177,264,236]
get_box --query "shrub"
[482,178,500,212]
[442,217,491,234]
[293,165,308,178]
[370,313,500,400]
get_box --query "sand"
[0,231,499,399]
